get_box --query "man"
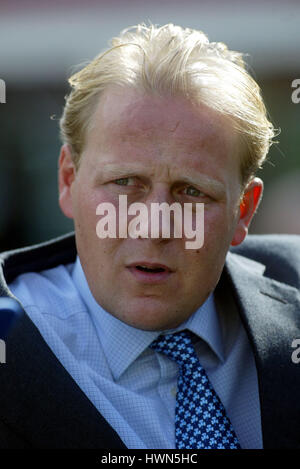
[0,23,300,449]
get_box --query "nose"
[128,184,181,243]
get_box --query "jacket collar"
[224,251,300,449]
[0,232,126,448]
[1,233,300,448]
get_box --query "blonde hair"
[60,23,277,186]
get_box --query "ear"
[231,177,263,246]
[58,144,76,219]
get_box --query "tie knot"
[150,330,199,368]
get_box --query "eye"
[114,177,134,186]
[183,186,206,198]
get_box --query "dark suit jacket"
[0,232,300,449]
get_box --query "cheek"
[191,207,237,274]
[74,192,126,260]
[203,208,227,241]
[204,203,238,241]
[73,184,113,231]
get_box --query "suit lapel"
[0,301,126,449]
[0,233,127,448]
[2,234,300,448]
[225,252,300,449]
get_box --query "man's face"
[59,86,259,331]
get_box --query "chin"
[115,301,187,332]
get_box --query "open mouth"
[126,262,173,283]
[135,265,166,273]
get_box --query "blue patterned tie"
[150,330,241,449]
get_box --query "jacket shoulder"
[230,234,300,288]
[0,232,76,289]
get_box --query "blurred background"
[0,0,300,251]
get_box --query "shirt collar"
[72,256,225,380]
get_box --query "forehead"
[88,86,237,153]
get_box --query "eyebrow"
[177,174,226,198]
[98,163,145,180]
[98,163,226,198]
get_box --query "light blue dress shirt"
[8,256,262,449]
